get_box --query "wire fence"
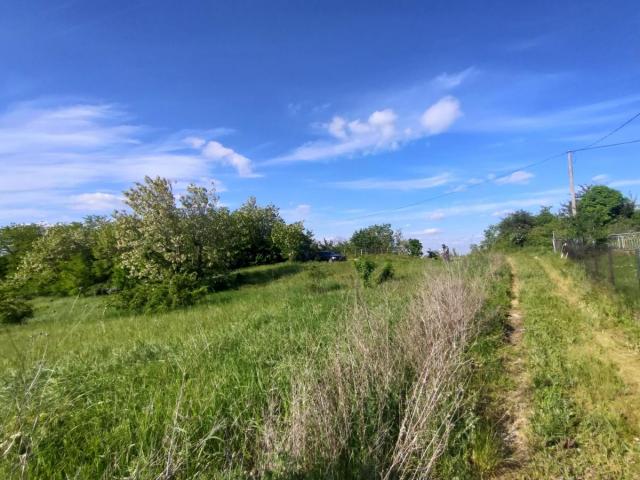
[553,233,640,305]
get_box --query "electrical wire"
[573,110,640,151]
[344,151,565,221]
[344,109,640,223]
[571,138,640,153]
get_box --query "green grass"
[580,249,640,307]
[508,253,640,478]
[0,257,431,478]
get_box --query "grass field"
[1,255,514,479]
[6,251,638,479]
[499,253,640,479]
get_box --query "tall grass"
[257,256,503,478]
[0,256,506,478]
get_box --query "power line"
[571,138,640,153]
[344,151,565,221]
[345,109,640,223]
[576,110,640,151]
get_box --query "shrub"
[353,257,377,287]
[376,261,395,285]
[116,273,208,313]
[0,293,33,324]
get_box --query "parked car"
[317,251,347,262]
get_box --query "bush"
[116,273,208,313]
[376,261,395,285]
[353,258,377,287]
[0,293,33,324]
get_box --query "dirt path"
[496,258,530,476]
[536,256,640,413]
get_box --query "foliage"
[565,185,637,241]
[115,273,208,313]
[11,222,99,296]
[350,223,395,254]
[375,260,395,284]
[271,221,314,261]
[482,185,639,249]
[0,291,33,324]
[229,197,283,267]
[0,224,44,280]
[353,257,377,287]
[406,238,423,257]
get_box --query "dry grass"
[259,258,495,478]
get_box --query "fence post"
[636,249,640,290]
[607,247,615,286]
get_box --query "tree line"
[0,176,424,322]
[479,185,640,250]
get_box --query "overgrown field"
[0,255,511,479]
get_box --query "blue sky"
[1,0,640,251]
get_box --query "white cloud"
[184,136,206,148]
[592,174,609,183]
[282,204,311,222]
[609,178,640,188]
[420,96,463,135]
[269,96,462,164]
[495,170,534,185]
[415,228,441,236]
[332,173,452,191]
[0,100,257,223]
[427,211,446,220]
[328,116,348,139]
[432,68,476,89]
[202,140,258,178]
[71,192,124,212]
[492,209,515,217]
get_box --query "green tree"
[0,224,44,279]
[12,222,96,295]
[271,222,314,261]
[406,238,423,257]
[350,224,395,254]
[571,185,635,241]
[230,197,283,267]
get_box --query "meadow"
[0,255,512,479]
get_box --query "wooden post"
[552,231,557,253]
[636,249,640,290]
[607,247,615,286]
[568,151,577,216]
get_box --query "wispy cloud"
[0,100,258,222]
[70,192,124,212]
[609,178,640,188]
[470,94,640,134]
[495,170,534,185]
[412,227,441,236]
[282,204,312,222]
[592,174,609,183]
[431,67,476,89]
[268,96,463,164]
[331,173,452,191]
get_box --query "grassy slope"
[0,258,426,479]
[504,253,640,479]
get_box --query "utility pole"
[567,150,577,216]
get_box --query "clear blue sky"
[2,0,640,251]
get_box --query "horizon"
[2,1,640,251]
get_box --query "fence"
[609,232,640,251]
[555,234,640,305]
